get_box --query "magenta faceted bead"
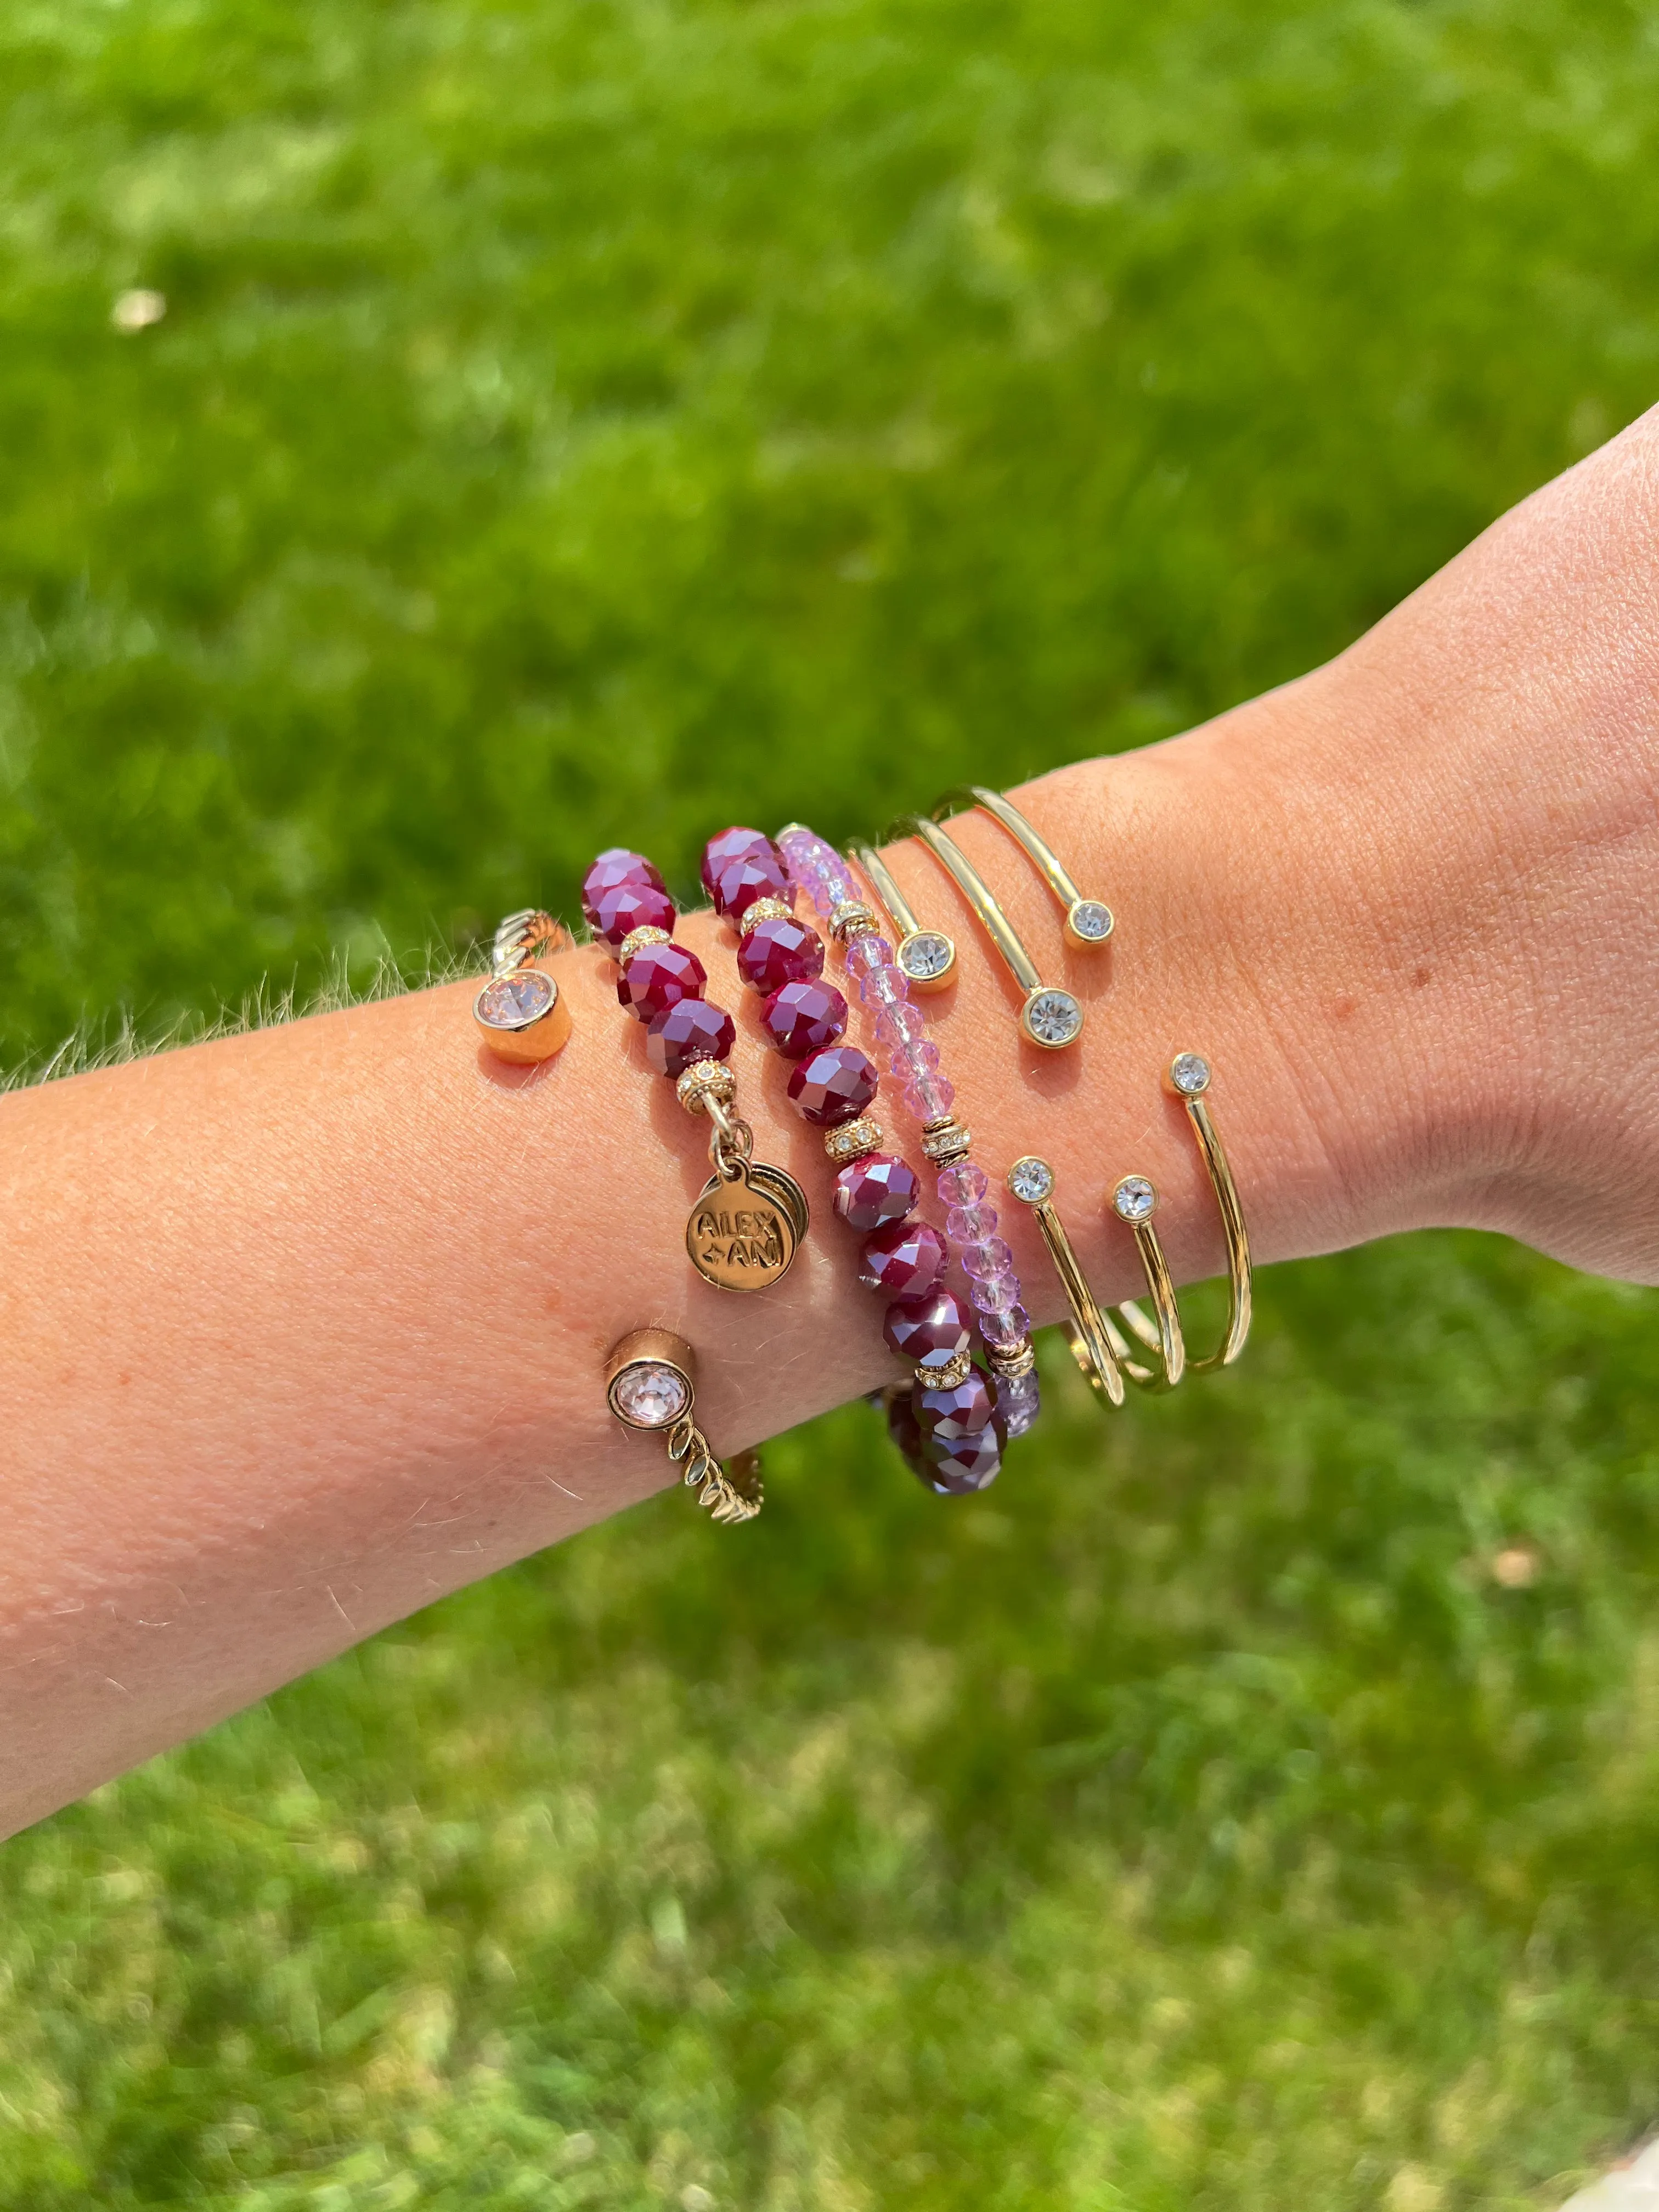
[883,1285,971,1371]
[936,1162,989,1208]
[858,1218,945,1299]
[737,913,824,995]
[916,1367,999,1448]
[590,876,676,949]
[581,848,664,930]
[761,978,848,1059]
[701,826,776,899]
[924,1423,1004,1494]
[617,939,706,1022]
[645,997,736,1079]
[833,1153,919,1233]
[787,1043,878,1127]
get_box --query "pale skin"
[2,411,1657,1843]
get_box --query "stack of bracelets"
[471,790,1254,1524]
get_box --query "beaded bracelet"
[699,825,1001,1492]
[782,825,1043,1486]
[579,845,808,1293]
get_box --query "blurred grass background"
[3,0,1659,2203]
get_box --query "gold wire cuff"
[1005,1159,1124,1410]
[905,818,1085,1049]
[1101,1177,1186,1391]
[933,787,1114,950]
[847,840,958,991]
[1142,1052,1252,1373]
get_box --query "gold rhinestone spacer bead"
[830,899,877,941]
[985,1339,1036,1378]
[920,1117,972,1164]
[823,1115,883,1163]
[618,923,672,966]
[741,895,794,929]
[676,1059,738,1115]
[922,1350,973,1390]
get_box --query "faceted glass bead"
[962,1237,1015,1281]
[899,1037,943,1084]
[645,997,736,1079]
[737,913,824,995]
[844,933,895,983]
[701,826,775,899]
[590,877,676,949]
[581,848,664,929]
[873,1001,928,1053]
[916,1367,997,1447]
[710,847,791,921]
[885,1385,930,1475]
[902,1069,956,1122]
[858,1218,946,1300]
[924,1422,1003,1494]
[969,1269,1023,1315]
[994,1368,1042,1440]
[945,1201,998,1245]
[833,1153,920,1233]
[936,1162,989,1208]
[882,1285,970,1369]
[617,939,706,1023]
[787,1043,878,1127]
[857,962,907,1009]
[761,978,848,1059]
[978,1302,1031,1348]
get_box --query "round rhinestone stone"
[787,1043,878,1127]
[761,978,848,1060]
[617,939,706,1023]
[646,997,736,1079]
[591,877,676,949]
[1170,1051,1212,1097]
[612,1361,690,1429]
[1069,899,1114,943]
[1006,1155,1054,1205]
[476,970,556,1031]
[1114,1175,1157,1223]
[883,1285,970,1371]
[899,930,953,981]
[1023,989,1083,1047]
[858,1218,946,1300]
[737,913,825,995]
[581,848,664,930]
[833,1153,919,1233]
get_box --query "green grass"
[3,0,1659,2202]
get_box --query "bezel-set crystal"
[1020,988,1084,1049]
[1113,1175,1157,1224]
[1006,1156,1055,1206]
[473,967,573,1063]
[605,1328,698,1431]
[1168,1051,1212,1097]
[897,929,955,991]
[1065,898,1114,947]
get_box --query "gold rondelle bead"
[823,1114,883,1164]
[676,1058,738,1114]
[986,1339,1036,1378]
[741,895,794,928]
[618,923,672,966]
[922,1350,974,1390]
[920,1118,972,1164]
[829,899,877,941]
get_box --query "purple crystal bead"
[834,1153,920,1232]
[874,1001,928,1053]
[916,1367,998,1448]
[978,1303,1031,1348]
[994,1368,1042,1441]
[777,827,857,914]
[581,848,664,931]
[844,932,895,984]
[936,1162,989,1207]
[883,1286,971,1370]
[962,1238,1015,1281]
[903,1069,956,1122]
[859,1218,946,1299]
[924,1424,1003,1494]
[945,1202,998,1244]
[859,962,907,1011]
[969,1270,1023,1316]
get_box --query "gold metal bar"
[1005,1159,1124,1409]
[933,786,1114,950]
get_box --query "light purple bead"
[874,1001,928,1053]
[995,1368,1042,1440]
[844,932,895,983]
[860,963,907,1009]
[903,1069,956,1122]
[962,1237,1015,1281]
[936,1162,988,1207]
[777,826,856,913]
[969,1269,1023,1315]
[898,1037,942,1084]
[945,1202,998,1244]
[978,1303,1031,1347]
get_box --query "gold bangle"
[1103,1176,1186,1390]
[933,787,1114,950]
[605,1328,764,1525]
[1118,1052,1252,1374]
[1004,1157,1124,1409]
[846,840,957,992]
[905,818,1085,1049]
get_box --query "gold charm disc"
[686,1161,808,1291]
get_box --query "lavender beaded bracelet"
[778,826,1042,1474]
